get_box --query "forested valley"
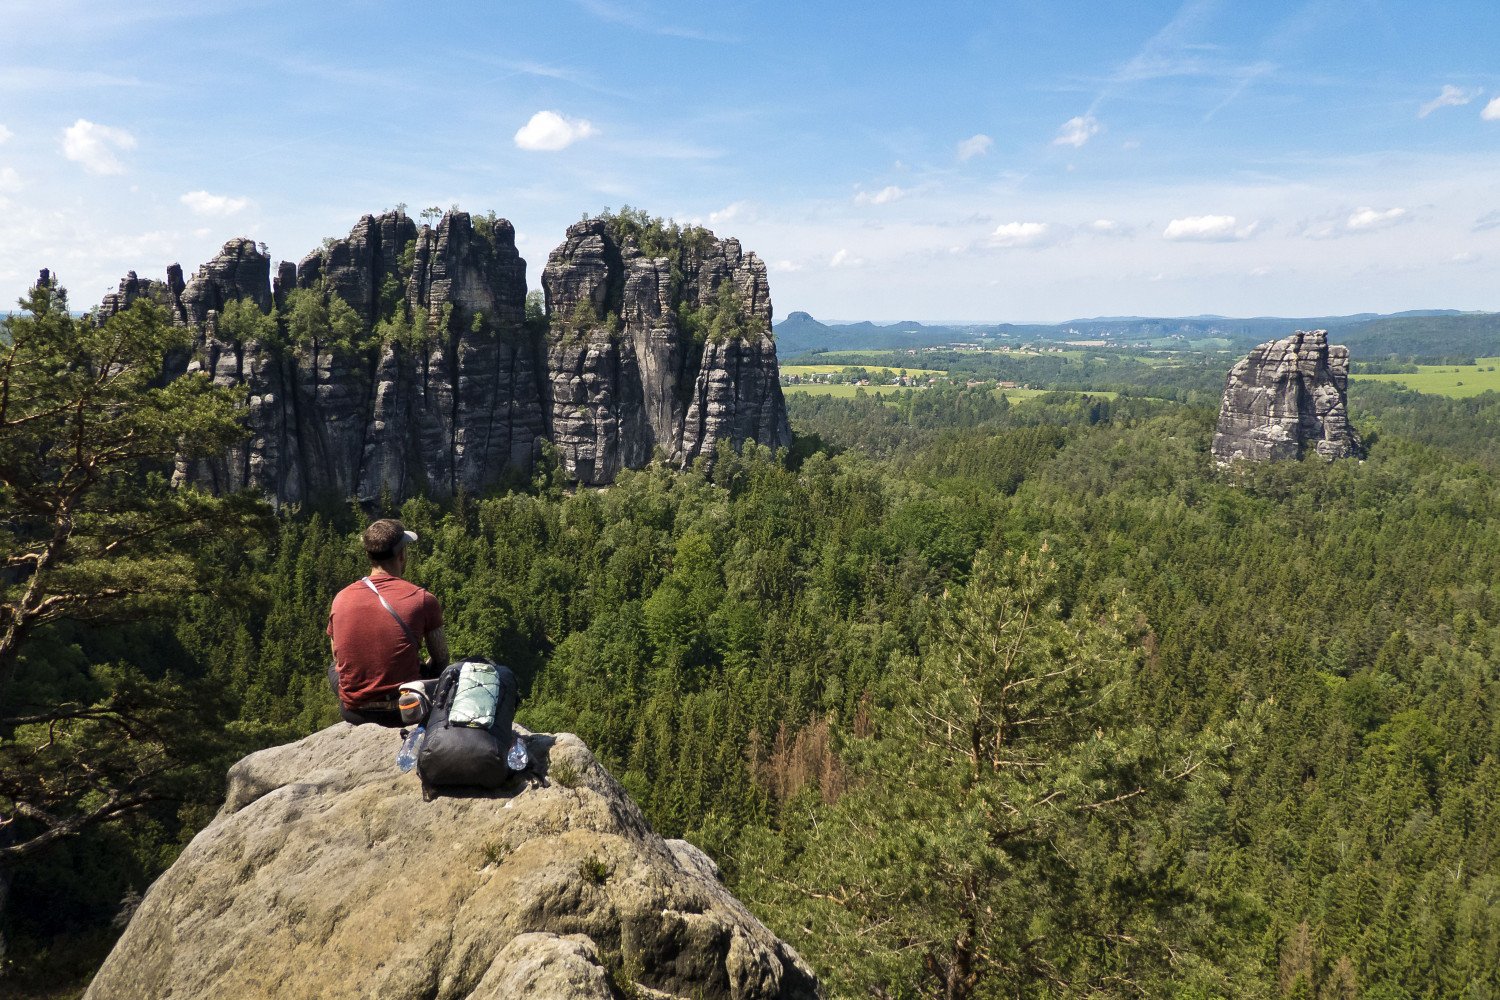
[6,338,1500,996]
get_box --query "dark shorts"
[327,663,440,728]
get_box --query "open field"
[783,383,1121,402]
[1354,357,1500,398]
[781,364,947,377]
[783,383,897,397]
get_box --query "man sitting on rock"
[327,518,449,726]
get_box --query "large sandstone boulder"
[84,726,819,1000]
[1211,329,1363,465]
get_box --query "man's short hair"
[363,519,418,563]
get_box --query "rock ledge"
[84,725,819,1000]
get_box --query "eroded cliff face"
[162,213,539,505]
[1211,329,1363,465]
[103,210,789,503]
[542,220,791,485]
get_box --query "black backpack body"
[416,658,519,791]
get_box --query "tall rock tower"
[93,209,792,503]
[541,217,791,485]
[1211,329,1363,465]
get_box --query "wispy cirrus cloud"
[62,119,136,175]
[855,185,905,206]
[569,0,734,42]
[1419,84,1481,118]
[956,134,992,161]
[1473,210,1500,232]
[0,66,141,91]
[1088,219,1133,237]
[1053,115,1101,148]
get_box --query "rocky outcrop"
[84,725,820,1000]
[171,211,548,505]
[97,210,789,503]
[95,267,186,325]
[1212,329,1363,465]
[542,220,791,485]
[180,238,272,327]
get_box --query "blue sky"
[1,0,1498,322]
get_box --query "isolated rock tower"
[1211,329,1363,465]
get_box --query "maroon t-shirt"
[327,575,442,705]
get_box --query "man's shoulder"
[379,577,435,605]
[331,578,369,605]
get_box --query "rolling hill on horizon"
[775,308,1494,360]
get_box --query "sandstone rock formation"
[84,725,819,1000]
[542,219,790,485]
[94,210,790,503]
[1211,329,1363,465]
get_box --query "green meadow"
[1354,357,1500,398]
[780,364,947,377]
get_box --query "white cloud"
[0,167,19,193]
[829,249,864,268]
[513,110,596,151]
[0,125,11,145]
[956,134,993,161]
[991,222,1052,247]
[1300,206,1409,239]
[1483,98,1500,122]
[1451,251,1479,265]
[1088,219,1131,236]
[709,200,749,225]
[1345,206,1408,231]
[1163,215,1258,242]
[771,259,803,273]
[855,185,905,206]
[1419,85,1481,118]
[180,190,250,217]
[62,119,136,175]
[1053,115,1101,148]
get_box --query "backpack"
[416,658,520,794]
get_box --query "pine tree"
[748,545,1238,999]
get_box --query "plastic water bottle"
[506,734,529,772]
[396,725,425,773]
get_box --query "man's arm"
[424,628,450,670]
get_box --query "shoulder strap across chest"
[361,576,419,646]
